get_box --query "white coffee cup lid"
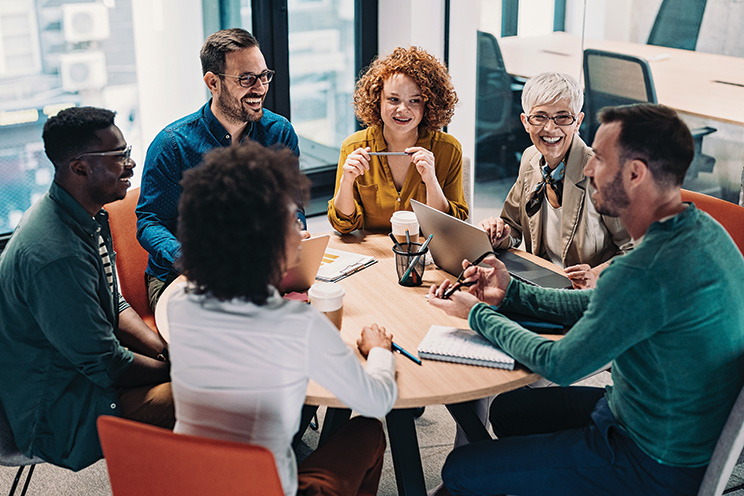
[390,210,417,223]
[308,282,345,311]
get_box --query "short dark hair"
[42,106,116,168]
[597,103,694,187]
[177,141,308,304]
[200,28,260,76]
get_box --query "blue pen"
[392,341,422,366]
[400,233,434,284]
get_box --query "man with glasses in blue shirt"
[0,107,174,471]
[136,28,303,311]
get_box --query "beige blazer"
[497,135,632,268]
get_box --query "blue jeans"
[442,387,706,496]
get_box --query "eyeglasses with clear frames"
[217,70,275,88]
[526,114,577,126]
[73,145,133,164]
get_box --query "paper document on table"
[417,325,515,370]
[315,248,377,283]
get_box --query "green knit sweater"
[469,204,744,467]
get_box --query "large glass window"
[0,0,142,236]
[241,0,358,215]
[472,0,744,215]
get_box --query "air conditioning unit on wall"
[62,3,111,43]
[59,51,107,92]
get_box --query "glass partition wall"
[471,0,744,219]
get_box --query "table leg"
[318,407,351,447]
[386,408,427,496]
[445,400,493,443]
[293,404,319,448]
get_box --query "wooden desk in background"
[498,32,744,127]
[156,232,562,496]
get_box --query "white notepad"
[315,248,377,283]
[417,325,515,370]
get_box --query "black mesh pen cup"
[393,242,428,287]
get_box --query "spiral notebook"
[417,325,515,370]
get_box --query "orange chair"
[105,187,156,332]
[681,189,744,255]
[97,416,284,496]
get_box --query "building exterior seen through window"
[0,0,141,235]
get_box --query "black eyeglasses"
[73,145,132,164]
[217,70,275,88]
[526,114,577,126]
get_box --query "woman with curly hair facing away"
[327,46,468,233]
[167,141,398,496]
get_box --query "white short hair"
[521,72,583,115]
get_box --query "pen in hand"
[392,341,422,365]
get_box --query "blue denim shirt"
[136,100,303,281]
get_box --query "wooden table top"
[303,232,558,409]
[156,232,561,409]
[497,32,744,126]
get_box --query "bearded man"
[136,28,304,311]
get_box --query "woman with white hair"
[479,72,631,289]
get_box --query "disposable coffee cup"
[390,210,420,244]
[308,282,345,330]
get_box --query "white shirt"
[167,285,398,496]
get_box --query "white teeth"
[542,136,561,144]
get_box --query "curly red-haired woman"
[327,46,468,233]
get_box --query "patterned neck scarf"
[525,159,566,217]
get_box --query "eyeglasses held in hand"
[441,251,498,299]
[74,145,132,164]
[525,114,576,126]
[217,69,275,88]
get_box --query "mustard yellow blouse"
[327,125,468,233]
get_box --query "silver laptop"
[410,200,571,289]
[279,234,330,293]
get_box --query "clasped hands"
[428,254,512,320]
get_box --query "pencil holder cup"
[393,242,428,287]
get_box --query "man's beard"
[591,169,630,217]
[216,88,263,124]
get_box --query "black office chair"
[0,401,44,496]
[583,48,716,184]
[648,0,708,51]
[474,30,530,180]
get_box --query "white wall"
[378,0,445,59]
[377,0,477,171]
[446,0,478,167]
[131,0,205,157]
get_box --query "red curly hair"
[353,46,458,133]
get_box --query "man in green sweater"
[428,103,744,496]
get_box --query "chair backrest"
[104,187,156,331]
[583,48,657,143]
[648,0,708,51]
[681,189,744,255]
[97,416,284,496]
[697,383,744,495]
[476,30,512,136]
